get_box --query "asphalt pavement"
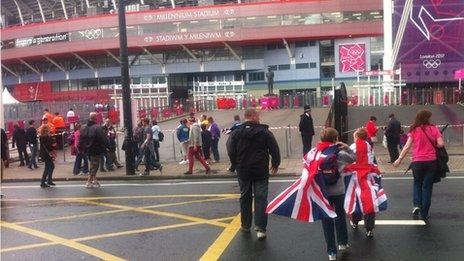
[1,175,464,261]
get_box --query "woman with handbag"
[39,125,57,188]
[393,110,445,222]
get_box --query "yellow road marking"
[1,216,234,253]
[2,194,240,202]
[15,209,126,225]
[75,216,234,242]
[0,221,126,260]
[199,214,242,261]
[15,197,237,225]
[72,199,229,228]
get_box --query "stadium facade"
[0,0,462,105]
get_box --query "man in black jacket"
[26,120,39,169]
[299,105,315,156]
[12,123,30,166]
[385,113,402,163]
[80,112,108,188]
[227,108,280,240]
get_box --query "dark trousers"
[28,143,38,168]
[100,151,114,170]
[17,145,30,165]
[302,135,313,156]
[202,145,211,160]
[387,137,400,162]
[73,152,89,175]
[108,148,122,167]
[238,178,269,231]
[153,140,160,162]
[321,194,348,255]
[352,212,376,231]
[211,139,220,161]
[411,160,436,219]
[40,156,54,184]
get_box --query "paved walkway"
[2,146,464,182]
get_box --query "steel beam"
[36,0,46,22]
[13,0,25,25]
[1,64,19,77]
[180,44,199,62]
[282,38,295,64]
[15,0,35,15]
[142,48,164,65]
[223,42,242,62]
[43,56,68,79]
[60,0,68,19]
[72,53,95,70]
[18,59,41,75]
[106,50,121,63]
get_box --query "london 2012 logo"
[422,59,441,68]
[339,44,366,72]
[420,53,444,68]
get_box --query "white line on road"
[2,176,464,189]
[358,220,426,226]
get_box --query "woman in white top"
[151,120,161,162]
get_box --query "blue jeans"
[40,156,54,184]
[73,152,89,175]
[411,160,436,219]
[238,178,268,231]
[321,194,348,255]
[28,143,38,168]
[100,151,114,170]
[211,138,220,161]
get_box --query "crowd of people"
[0,103,450,260]
[173,113,240,175]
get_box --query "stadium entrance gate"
[192,78,247,111]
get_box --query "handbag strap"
[420,126,437,149]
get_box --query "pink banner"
[339,43,366,72]
[455,69,464,79]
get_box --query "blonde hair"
[320,127,339,142]
[40,125,51,136]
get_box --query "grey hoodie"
[326,147,356,196]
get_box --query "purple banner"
[393,0,464,83]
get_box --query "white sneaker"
[256,231,266,240]
[179,160,188,165]
[84,182,93,189]
[328,253,337,261]
[338,244,349,251]
[92,181,101,188]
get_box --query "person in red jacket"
[365,116,378,144]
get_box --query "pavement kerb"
[2,171,463,183]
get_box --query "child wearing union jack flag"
[266,128,356,261]
[344,128,387,238]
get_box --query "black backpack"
[158,131,164,142]
[78,125,95,153]
[319,145,341,185]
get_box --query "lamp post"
[118,0,135,175]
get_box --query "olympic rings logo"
[422,59,441,69]
[78,29,103,40]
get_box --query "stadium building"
[0,0,462,107]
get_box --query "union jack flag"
[343,140,387,215]
[266,144,337,222]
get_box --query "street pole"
[118,0,135,175]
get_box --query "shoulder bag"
[421,126,449,183]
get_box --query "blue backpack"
[319,145,341,185]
